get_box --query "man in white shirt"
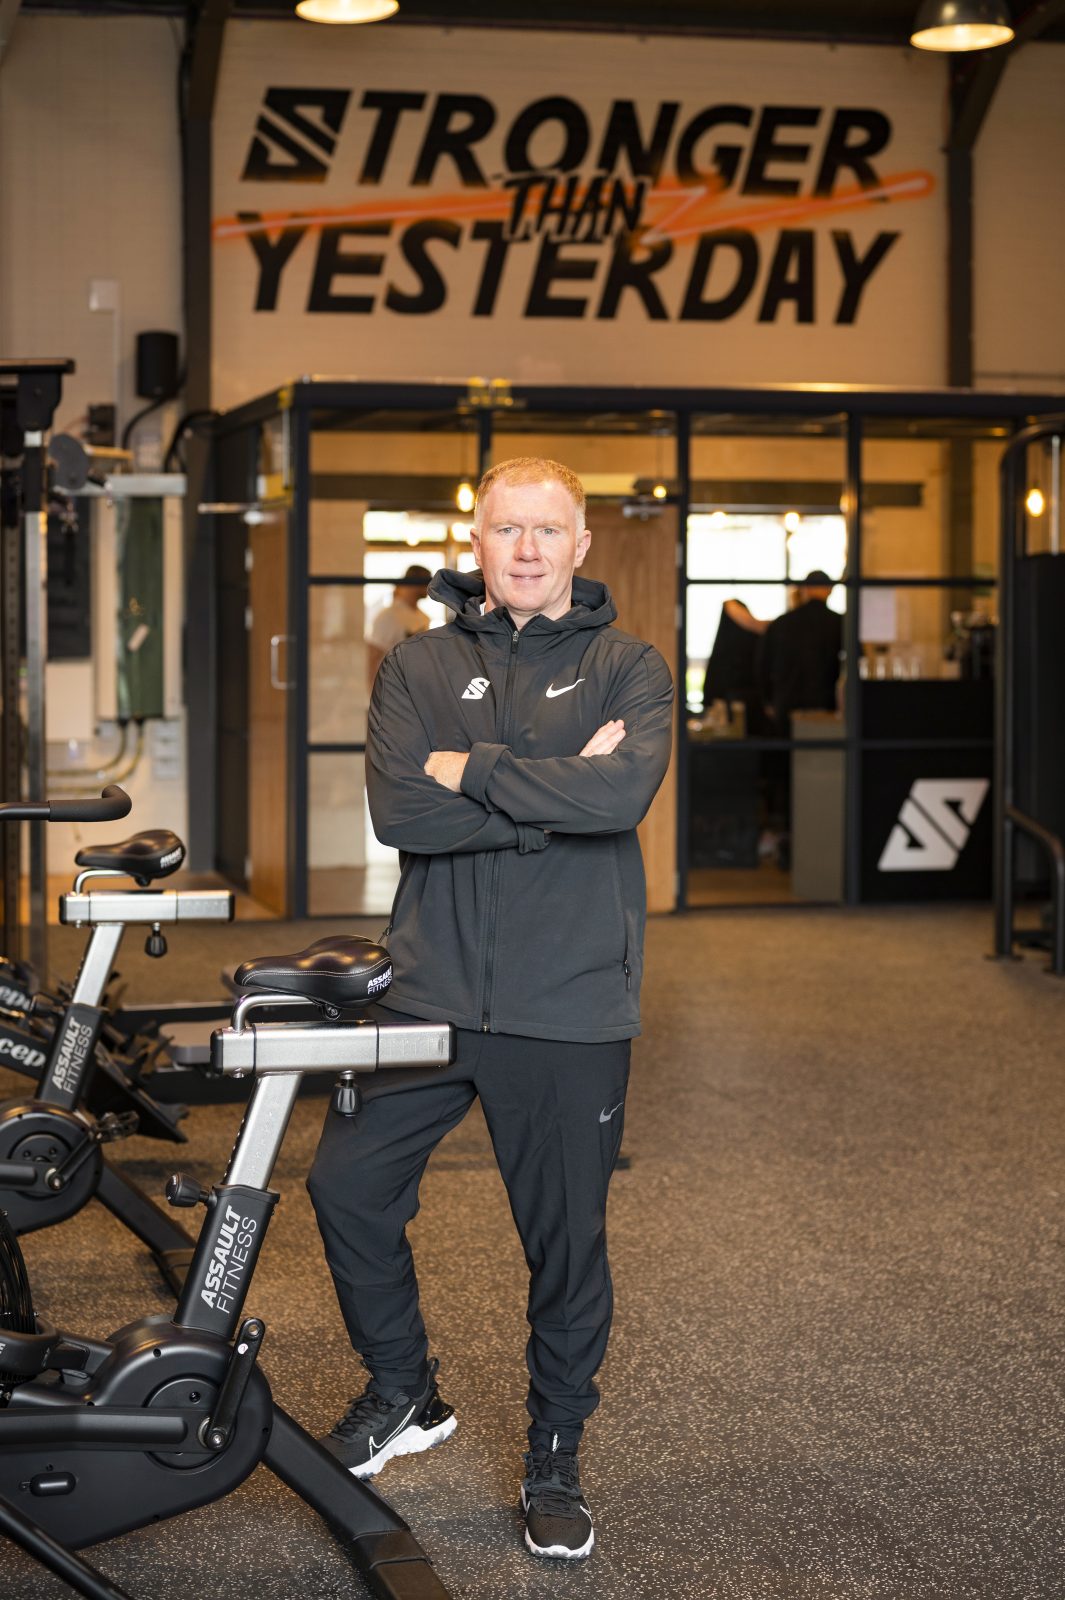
[365,564,431,686]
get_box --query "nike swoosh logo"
[368,1402,417,1458]
[546,679,585,699]
[599,1102,624,1123]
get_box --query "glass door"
[492,405,681,913]
[248,506,292,915]
[302,406,482,916]
[684,413,848,907]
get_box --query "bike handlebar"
[0,785,132,824]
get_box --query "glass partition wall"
[306,407,484,915]
[205,384,1057,918]
[684,414,848,907]
[855,417,1006,902]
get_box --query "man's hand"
[580,719,625,756]
[424,751,470,792]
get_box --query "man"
[365,563,432,686]
[759,569,843,730]
[308,457,673,1561]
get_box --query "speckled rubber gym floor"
[3,904,1063,1598]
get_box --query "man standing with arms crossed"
[308,457,673,1560]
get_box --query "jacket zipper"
[481,627,521,1030]
[610,839,631,992]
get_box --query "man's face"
[471,478,591,625]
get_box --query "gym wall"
[4,21,1065,442]
[0,17,185,873]
[0,16,182,438]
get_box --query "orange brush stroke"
[213,169,935,246]
[642,170,935,243]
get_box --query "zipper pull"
[624,961,632,991]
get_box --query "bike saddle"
[74,829,185,884]
[233,936,393,1009]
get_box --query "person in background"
[365,564,432,687]
[701,597,769,732]
[759,570,843,732]
[757,572,842,870]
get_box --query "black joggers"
[307,1027,630,1450]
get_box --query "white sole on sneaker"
[519,1486,595,1559]
[348,1412,457,1479]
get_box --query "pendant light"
[910,0,1014,51]
[295,0,399,23]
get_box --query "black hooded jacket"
[367,570,674,1042]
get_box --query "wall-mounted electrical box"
[80,474,185,724]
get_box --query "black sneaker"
[322,1357,455,1479]
[520,1442,594,1560]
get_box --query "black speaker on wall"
[135,331,180,401]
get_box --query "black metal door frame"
[209,379,1065,917]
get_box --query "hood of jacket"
[429,568,617,636]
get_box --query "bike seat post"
[67,921,125,1010]
[171,1002,308,1339]
[59,887,234,1010]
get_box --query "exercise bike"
[0,818,233,1292]
[0,827,228,1143]
[0,931,455,1600]
[0,953,36,1014]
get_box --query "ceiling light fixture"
[910,0,1014,52]
[1026,486,1046,516]
[295,0,399,24]
[456,481,475,514]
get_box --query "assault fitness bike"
[0,827,224,1143]
[0,816,234,1292]
[0,924,455,1600]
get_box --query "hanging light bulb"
[910,0,1013,52]
[456,481,475,514]
[295,0,398,21]
[783,510,801,534]
[1026,486,1046,517]
[710,510,727,526]
[652,483,668,501]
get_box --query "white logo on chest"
[546,679,585,699]
[461,677,490,700]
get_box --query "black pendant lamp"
[910,0,1014,51]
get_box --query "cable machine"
[0,358,75,971]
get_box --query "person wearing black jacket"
[759,570,843,731]
[307,456,673,1562]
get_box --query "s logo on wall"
[878,779,990,873]
[211,26,945,405]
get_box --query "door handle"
[269,634,294,691]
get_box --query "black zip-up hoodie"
[367,569,674,1042]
